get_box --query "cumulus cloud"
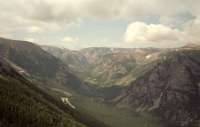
[124,20,200,47]
[125,22,184,43]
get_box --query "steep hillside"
[0,57,110,127]
[0,38,92,95]
[115,50,200,127]
[0,58,86,127]
[0,38,61,78]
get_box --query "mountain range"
[0,37,200,127]
[43,46,162,87]
[44,43,200,127]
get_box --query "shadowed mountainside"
[115,50,200,127]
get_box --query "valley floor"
[70,94,162,127]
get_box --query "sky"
[0,0,200,49]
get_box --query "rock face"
[115,50,200,127]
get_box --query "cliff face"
[116,50,200,127]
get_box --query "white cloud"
[0,0,197,26]
[0,0,198,28]
[124,19,200,47]
[125,22,184,43]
